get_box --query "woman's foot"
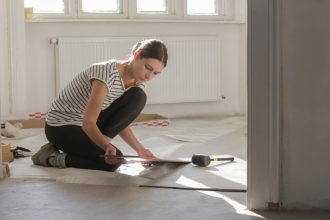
[31,143,58,167]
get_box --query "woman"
[32,39,168,172]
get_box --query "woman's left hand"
[137,148,157,168]
[137,148,156,159]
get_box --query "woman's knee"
[126,87,147,108]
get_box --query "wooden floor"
[1,179,330,220]
[1,116,329,219]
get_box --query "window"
[24,0,65,14]
[137,0,168,14]
[132,0,178,19]
[187,0,220,15]
[24,0,238,21]
[78,0,126,17]
[81,0,121,14]
[24,0,73,18]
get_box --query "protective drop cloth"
[2,116,247,188]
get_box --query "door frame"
[247,0,282,210]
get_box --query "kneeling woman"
[32,39,168,171]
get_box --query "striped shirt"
[46,59,145,126]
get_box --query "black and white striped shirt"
[46,59,144,126]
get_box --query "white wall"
[0,0,7,178]
[0,0,9,118]
[281,0,330,209]
[0,0,27,118]
[24,21,247,118]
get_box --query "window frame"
[24,0,238,21]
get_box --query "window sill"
[25,18,246,24]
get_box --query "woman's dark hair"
[131,39,168,67]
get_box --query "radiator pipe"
[49,38,58,45]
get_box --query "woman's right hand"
[104,145,121,165]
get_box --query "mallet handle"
[211,157,235,162]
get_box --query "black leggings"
[45,87,146,172]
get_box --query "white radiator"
[55,36,221,104]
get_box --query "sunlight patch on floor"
[207,157,247,186]
[176,176,263,218]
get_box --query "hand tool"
[101,154,234,167]
[191,154,234,167]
